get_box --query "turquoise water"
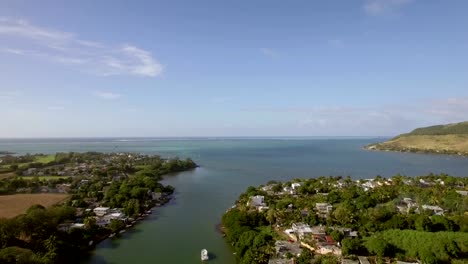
[1,138,467,264]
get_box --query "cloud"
[244,96,468,136]
[260,48,278,58]
[93,91,123,100]
[363,0,414,16]
[0,18,163,77]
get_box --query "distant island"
[222,175,468,264]
[0,151,14,155]
[0,152,197,263]
[365,121,468,156]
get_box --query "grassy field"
[0,193,69,218]
[34,154,55,163]
[368,134,468,155]
[21,176,71,180]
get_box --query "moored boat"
[201,249,209,261]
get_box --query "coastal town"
[222,175,468,264]
[0,152,197,262]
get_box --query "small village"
[0,152,198,260]
[223,174,468,264]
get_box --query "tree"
[296,249,313,264]
[415,215,432,231]
[124,199,140,216]
[266,209,276,225]
[84,217,97,230]
[330,230,344,243]
[108,220,125,233]
[365,236,390,257]
[341,238,362,256]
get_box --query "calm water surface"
[1,138,467,264]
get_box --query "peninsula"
[222,175,468,264]
[365,121,468,156]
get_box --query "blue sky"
[1,0,467,137]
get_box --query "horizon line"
[0,136,392,139]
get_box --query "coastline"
[364,145,468,157]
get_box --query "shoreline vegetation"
[365,122,468,156]
[0,152,197,263]
[221,174,468,264]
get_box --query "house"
[456,190,468,196]
[361,180,378,191]
[330,227,358,238]
[93,207,110,217]
[249,195,265,207]
[310,225,326,236]
[422,205,444,215]
[292,223,313,239]
[95,217,110,227]
[291,183,301,190]
[274,240,302,258]
[317,244,342,256]
[283,186,294,195]
[248,195,269,212]
[397,198,417,213]
[316,203,333,214]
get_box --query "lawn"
[0,193,69,218]
[21,176,71,180]
[34,154,55,164]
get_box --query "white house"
[316,203,333,214]
[249,195,265,207]
[292,223,313,238]
[248,195,269,211]
[422,205,444,215]
[291,183,301,190]
[93,207,110,217]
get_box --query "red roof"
[325,235,336,244]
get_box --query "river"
[1,138,467,264]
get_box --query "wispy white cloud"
[0,18,163,77]
[245,96,468,136]
[363,0,414,16]
[260,48,278,58]
[93,91,123,100]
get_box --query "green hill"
[403,121,468,136]
[366,122,468,156]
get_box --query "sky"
[1,0,467,137]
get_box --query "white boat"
[201,249,209,261]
